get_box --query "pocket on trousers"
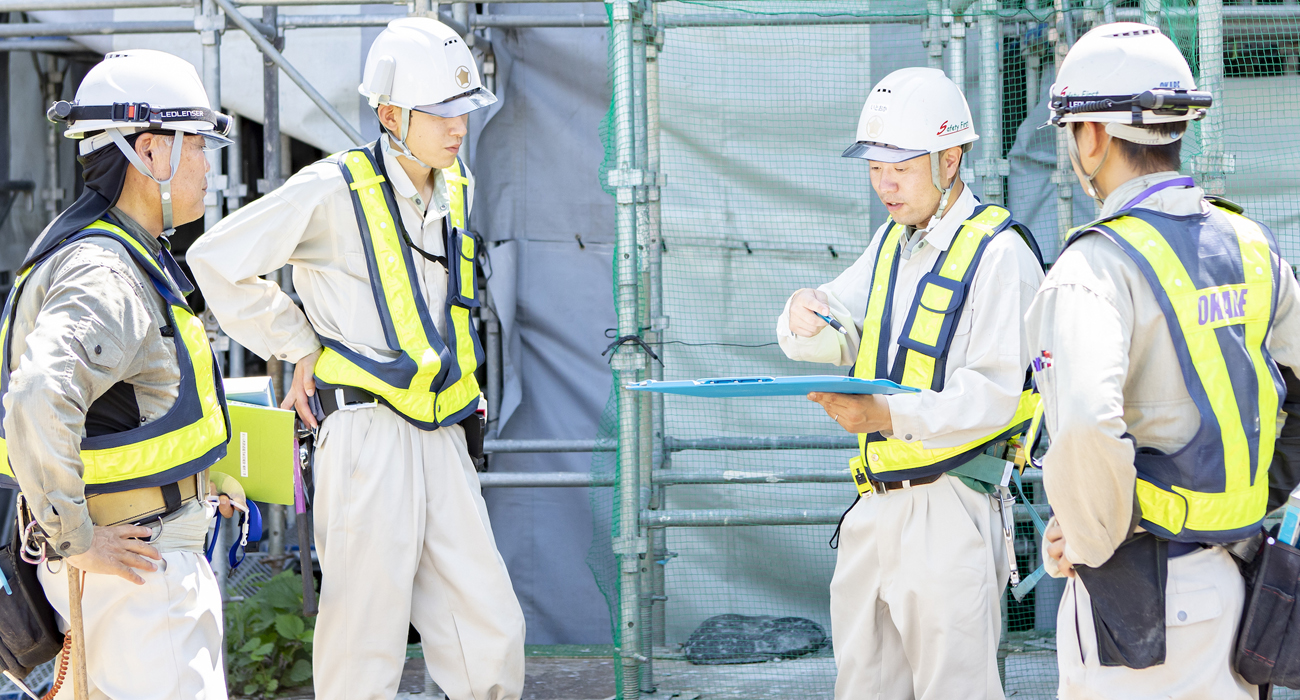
[1165,586,1223,628]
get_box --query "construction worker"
[0,49,237,698]
[1030,22,1300,699]
[777,67,1044,699]
[189,17,524,700]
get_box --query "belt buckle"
[870,479,887,496]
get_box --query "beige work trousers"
[1056,545,1254,700]
[830,474,1010,700]
[38,502,227,700]
[312,404,525,700]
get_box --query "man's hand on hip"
[1044,519,1076,578]
[789,289,833,338]
[65,525,161,585]
[281,348,323,429]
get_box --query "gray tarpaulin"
[475,3,618,644]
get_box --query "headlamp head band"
[47,100,233,137]
[1049,89,1213,127]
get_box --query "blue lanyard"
[1119,176,1196,212]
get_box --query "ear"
[942,146,963,180]
[376,104,401,133]
[1075,122,1109,161]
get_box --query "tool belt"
[85,471,204,527]
[1234,528,1300,690]
[0,498,65,681]
[313,386,487,470]
[864,473,942,495]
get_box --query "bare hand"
[65,525,161,585]
[280,348,322,429]
[1045,520,1076,578]
[808,392,892,434]
[789,289,833,338]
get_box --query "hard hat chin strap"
[1065,125,1114,207]
[108,129,185,236]
[927,149,960,230]
[380,107,435,170]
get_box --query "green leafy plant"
[224,570,315,698]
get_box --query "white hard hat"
[49,49,232,155]
[1048,22,1211,145]
[842,67,978,163]
[45,49,232,236]
[359,17,496,118]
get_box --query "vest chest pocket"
[447,228,480,309]
[896,273,967,358]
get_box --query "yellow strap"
[349,174,386,191]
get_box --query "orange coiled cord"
[39,632,71,700]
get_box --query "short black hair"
[1112,122,1184,174]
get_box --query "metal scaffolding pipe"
[214,0,365,146]
[0,21,193,37]
[483,439,610,453]
[200,0,224,231]
[1197,0,1228,196]
[660,13,927,29]
[609,1,644,696]
[0,0,193,8]
[644,503,1051,528]
[978,0,1004,205]
[0,39,84,52]
[666,435,858,451]
[476,467,1044,488]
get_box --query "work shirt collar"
[380,140,453,223]
[107,206,163,257]
[897,183,977,259]
[1099,170,1205,219]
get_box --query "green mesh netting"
[589,3,1300,698]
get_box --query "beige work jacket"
[3,209,181,556]
[189,143,475,367]
[1026,172,1300,572]
[777,185,1045,449]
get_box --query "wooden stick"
[66,565,89,700]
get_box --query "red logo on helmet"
[937,119,971,137]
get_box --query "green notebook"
[210,401,297,506]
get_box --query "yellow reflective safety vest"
[313,145,484,429]
[1066,199,1285,544]
[849,204,1040,491]
[0,221,230,494]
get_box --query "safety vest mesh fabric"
[848,204,1039,490]
[0,221,229,495]
[1069,203,1284,544]
[312,146,485,430]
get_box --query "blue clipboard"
[625,375,919,398]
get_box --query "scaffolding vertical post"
[1142,0,1161,29]
[948,9,966,92]
[1196,0,1228,196]
[924,1,945,70]
[978,0,1004,205]
[609,1,645,697]
[645,11,668,651]
[199,0,224,230]
[1052,0,1075,246]
[631,6,657,694]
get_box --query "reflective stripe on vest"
[312,146,484,429]
[1074,204,1283,543]
[0,221,229,494]
[849,204,1039,490]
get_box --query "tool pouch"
[0,520,65,680]
[1233,530,1300,689]
[1075,532,1168,669]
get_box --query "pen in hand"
[814,311,849,335]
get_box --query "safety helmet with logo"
[46,49,232,236]
[843,67,979,222]
[359,17,497,168]
[1047,22,1212,201]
